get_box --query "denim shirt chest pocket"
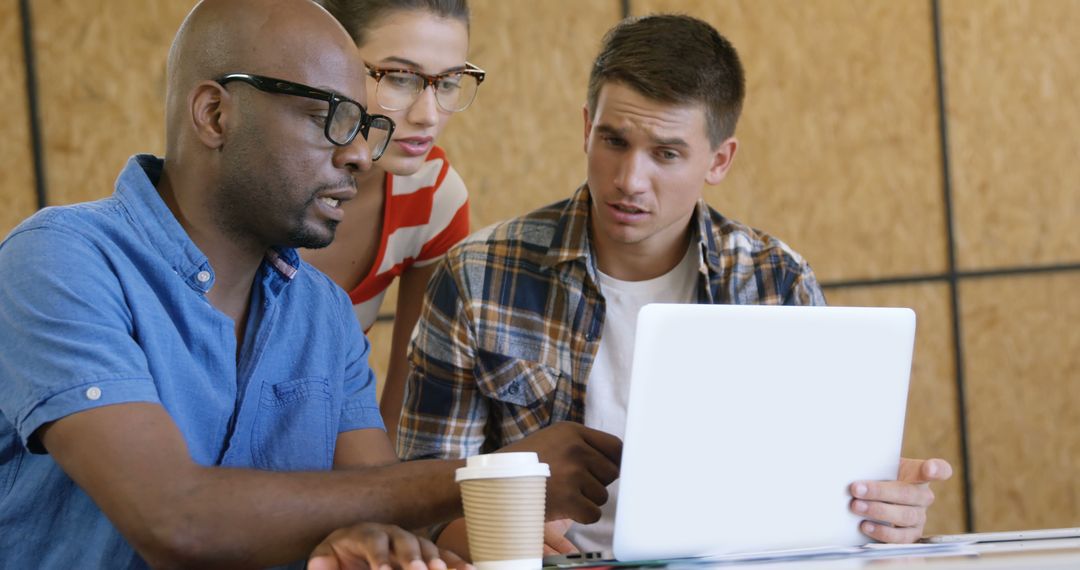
[251,376,334,471]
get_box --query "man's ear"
[705,137,738,185]
[189,80,230,150]
[582,104,593,155]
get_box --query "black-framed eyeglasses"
[366,62,486,113]
[216,73,396,160]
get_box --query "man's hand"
[543,519,579,556]
[502,422,622,523]
[307,523,473,570]
[850,457,953,543]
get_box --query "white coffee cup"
[455,452,551,570]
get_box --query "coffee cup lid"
[455,452,551,482]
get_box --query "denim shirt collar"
[114,154,299,299]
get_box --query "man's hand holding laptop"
[851,457,955,543]
[537,454,954,563]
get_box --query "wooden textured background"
[942,0,1080,271]
[2,0,1077,537]
[640,0,947,283]
[33,0,191,206]
[936,0,1080,533]
[962,272,1080,531]
[0,0,37,233]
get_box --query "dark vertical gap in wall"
[19,0,48,210]
[621,0,632,19]
[931,0,975,533]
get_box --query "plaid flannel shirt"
[397,185,826,460]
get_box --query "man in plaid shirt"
[399,13,953,558]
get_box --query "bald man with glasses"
[0,1,620,568]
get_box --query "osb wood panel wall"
[0,0,37,234]
[943,0,1080,270]
[645,0,949,283]
[33,0,193,206]
[3,0,1077,537]
[938,0,1080,532]
[961,273,1080,531]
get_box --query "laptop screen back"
[612,304,916,561]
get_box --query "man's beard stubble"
[213,160,352,251]
[292,174,356,249]
[288,214,337,249]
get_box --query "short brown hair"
[317,0,469,47]
[586,14,745,147]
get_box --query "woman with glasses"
[306,0,482,441]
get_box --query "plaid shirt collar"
[539,185,593,270]
[541,184,718,302]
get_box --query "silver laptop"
[612,303,916,562]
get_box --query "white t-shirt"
[566,243,700,556]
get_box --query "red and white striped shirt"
[349,146,469,330]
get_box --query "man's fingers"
[438,547,474,570]
[306,526,389,570]
[898,457,953,483]
[576,423,623,465]
[543,519,580,555]
[307,552,342,570]
[386,526,426,570]
[416,536,446,570]
[922,458,953,481]
[583,452,620,488]
[850,480,935,508]
[545,482,603,523]
[545,536,580,555]
[851,499,927,529]
[578,477,610,507]
[557,423,620,485]
[305,525,462,570]
[552,496,602,524]
[308,535,341,570]
[547,518,574,535]
[860,521,923,544]
[359,527,393,570]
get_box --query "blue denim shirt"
[0,155,383,568]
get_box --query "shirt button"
[196,271,211,283]
[86,386,102,401]
[508,384,520,395]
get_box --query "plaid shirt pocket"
[474,348,563,443]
